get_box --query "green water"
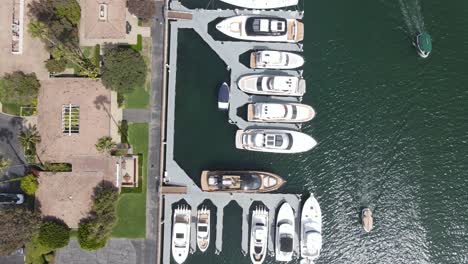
[173,0,468,263]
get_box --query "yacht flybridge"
[238,75,306,96]
[216,15,304,43]
[172,206,191,264]
[235,129,317,153]
[250,207,269,264]
[250,50,305,69]
[300,196,322,264]
[201,170,285,193]
[197,208,210,252]
[275,202,295,262]
[219,0,299,9]
[248,103,315,123]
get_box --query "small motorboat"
[300,196,322,264]
[237,75,306,96]
[275,202,295,262]
[235,129,317,153]
[216,15,304,43]
[219,0,299,9]
[414,32,432,58]
[250,50,304,69]
[361,208,373,233]
[250,207,269,264]
[172,206,191,264]
[247,103,315,123]
[218,82,230,111]
[197,207,210,252]
[200,170,285,193]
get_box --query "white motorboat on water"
[197,207,210,252]
[220,0,299,9]
[250,207,269,264]
[172,206,191,264]
[300,196,322,264]
[247,103,315,123]
[218,82,230,110]
[237,75,306,96]
[362,208,373,233]
[250,50,304,69]
[235,129,317,153]
[275,202,295,262]
[216,15,304,43]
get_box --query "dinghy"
[218,82,230,110]
[300,196,322,264]
[275,202,295,262]
[414,32,432,58]
[197,207,210,252]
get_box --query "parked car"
[0,193,24,204]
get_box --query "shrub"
[45,59,66,73]
[120,120,128,144]
[95,136,116,154]
[0,208,41,255]
[43,162,72,172]
[0,71,40,106]
[38,220,70,249]
[93,44,101,68]
[20,174,39,195]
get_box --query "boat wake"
[398,0,425,35]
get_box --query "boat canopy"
[418,33,432,53]
[240,175,262,190]
[246,17,287,36]
[280,235,293,252]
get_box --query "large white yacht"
[300,196,322,264]
[196,207,210,252]
[248,103,315,123]
[235,129,317,153]
[172,206,191,264]
[250,207,269,264]
[237,75,306,96]
[220,0,299,9]
[250,50,304,69]
[275,202,295,262]
[216,15,304,43]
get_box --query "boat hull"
[237,75,306,96]
[235,129,317,153]
[275,203,295,261]
[220,0,299,9]
[250,51,305,69]
[172,206,191,264]
[247,103,315,123]
[200,170,285,192]
[300,196,322,262]
[361,208,373,233]
[197,208,210,252]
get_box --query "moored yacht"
[414,32,432,58]
[250,50,305,69]
[361,208,373,233]
[300,196,322,264]
[218,82,230,111]
[250,207,269,264]
[247,103,315,123]
[172,206,191,264]
[201,170,285,193]
[197,207,210,252]
[216,15,304,43]
[235,129,317,153]
[237,75,306,96]
[219,0,299,9]
[275,202,295,262]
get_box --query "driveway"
[0,113,26,193]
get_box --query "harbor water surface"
[173,0,468,263]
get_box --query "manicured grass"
[123,85,149,109]
[130,34,143,52]
[112,123,148,238]
[1,102,21,115]
[25,234,55,264]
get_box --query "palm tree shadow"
[94,95,120,129]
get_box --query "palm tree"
[95,137,116,154]
[0,158,12,173]
[18,124,41,157]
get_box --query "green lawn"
[123,85,149,109]
[112,123,148,238]
[0,102,21,116]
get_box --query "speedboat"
[300,196,322,264]
[197,207,210,252]
[218,82,230,111]
[275,202,295,262]
[200,170,285,193]
[414,32,432,58]
[235,129,317,153]
[216,15,304,43]
[250,50,304,69]
[247,103,315,123]
[250,207,269,264]
[172,206,191,264]
[361,208,373,233]
[237,75,306,96]
[219,0,299,9]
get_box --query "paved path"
[122,109,150,123]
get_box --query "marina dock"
[161,1,307,262]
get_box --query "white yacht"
[250,207,269,264]
[248,103,315,123]
[216,15,304,43]
[250,50,304,69]
[235,129,317,153]
[197,207,210,252]
[237,75,306,96]
[300,196,322,264]
[275,202,295,262]
[220,0,299,9]
[172,206,191,264]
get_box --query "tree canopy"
[95,137,116,154]
[0,208,41,255]
[20,174,39,195]
[101,47,147,94]
[38,219,70,249]
[127,0,156,19]
[0,71,40,106]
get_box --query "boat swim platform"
[161,1,306,262]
